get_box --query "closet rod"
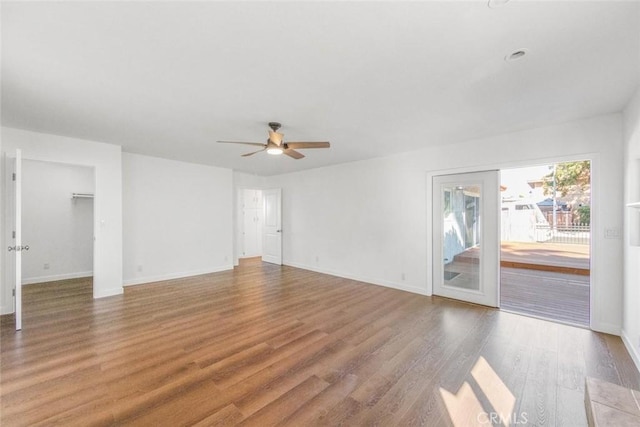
[71,193,94,199]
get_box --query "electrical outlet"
[401,273,406,281]
[315,256,320,263]
[43,263,50,270]
[137,265,143,273]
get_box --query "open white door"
[11,149,23,330]
[432,170,500,307]
[262,188,282,265]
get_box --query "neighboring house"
[528,177,591,210]
[527,178,547,201]
[537,197,570,212]
[530,175,591,225]
[501,199,551,242]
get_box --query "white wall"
[622,87,640,369]
[267,113,625,334]
[0,131,3,312]
[1,127,122,313]
[233,171,267,189]
[122,153,233,285]
[22,160,94,284]
[268,154,426,295]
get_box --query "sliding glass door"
[433,171,500,307]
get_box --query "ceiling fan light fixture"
[267,147,284,155]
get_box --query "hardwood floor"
[2,258,639,426]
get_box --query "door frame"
[237,188,263,259]
[499,159,593,327]
[261,188,282,265]
[426,153,597,328]
[233,186,265,266]
[2,155,97,325]
[14,149,23,330]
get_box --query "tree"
[577,205,590,225]
[543,160,591,197]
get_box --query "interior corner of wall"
[591,321,621,336]
[621,329,640,372]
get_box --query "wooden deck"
[501,267,590,327]
[450,242,591,326]
[500,242,590,276]
[455,242,590,275]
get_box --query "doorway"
[237,189,263,259]
[499,161,591,326]
[20,160,95,326]
[261,188,282,265]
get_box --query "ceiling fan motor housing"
[268,122,281,132]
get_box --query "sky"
[500,164,552,201]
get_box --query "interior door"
[432,170,500,307]
[262,188,282,265]
[11,149,23,330]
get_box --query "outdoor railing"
[535,223,590,245]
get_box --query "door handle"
[7,245,29,252]
[276,229,282,233]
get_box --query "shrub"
[577,205,590,225]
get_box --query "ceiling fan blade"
[241,148,267,157]
[217,141,266,147]
[268,130,284,146]
[285,142,330,149]
[283,148,305,159]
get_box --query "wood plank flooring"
[2,258,638,426]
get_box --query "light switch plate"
[604,227,622,239]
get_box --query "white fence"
[534,223,590,245]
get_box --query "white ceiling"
[2,1,639,176]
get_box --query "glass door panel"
[433,171,499,307]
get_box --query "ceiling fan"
[217,122,330,159]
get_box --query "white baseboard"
[591,321,621,336]
[123,265,234,287]
[94,287,124,299]
[22,271,93,285]
[622,329,640,373]
[284,261,428,296]
[1,303,14,316]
